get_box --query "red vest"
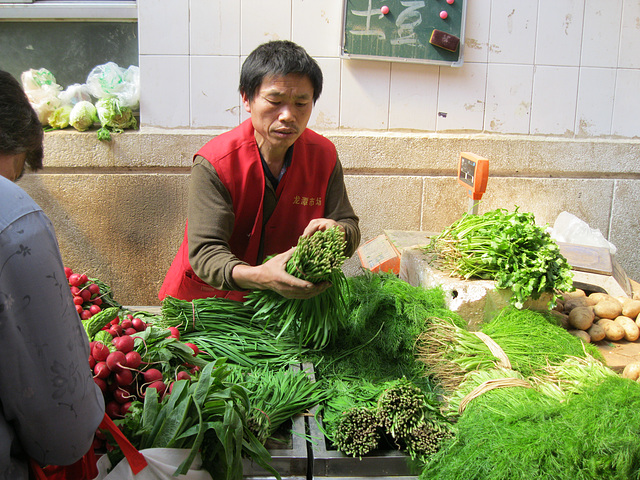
[158,119,337,302]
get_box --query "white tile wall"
[488,1,538,65]
[575,67,616,136]
[485,63,532,134]
[189,0,241,56]
[437,62,487,132]
[581,0,623,68]
[530,65,579,135]
[190,56,241,128]
[139,55,190,128]
[535,0,584,67]
[136,0,640,139]
[340,59,390,130]
[388,62,439,131]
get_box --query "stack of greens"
[416,307,604,392]
[425,207,574,309]
[421,369,640,479]
[245,226,349,349]
[159,295,303,368]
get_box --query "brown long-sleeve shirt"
[187,154,360,292]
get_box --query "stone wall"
[19,129,640,306]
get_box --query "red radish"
[146,381,166,396]
[93,377,107,393]
[73,296,83,306]
[93,361,110,379]
[106,351,126,373]
[143,368,163,383]
[125,351,142,369]
[92,342,110,362]
[88,355,96,369]
[132,318,146,332]
[176,371,191,381]
[92,297,103,306]
[94,428,107,441]
[124,327,137,336]
[184,343,199,356]
[80,289,92,302]
[121,402,133,415]
[70,286,80,296]
[75,304,83,314]
[120,318,133,330]
[79,273,88,284]
[113,386,134,404]
[167,327,180,339]
[115,369,134,387]
[88,283,101,295]
[68,273,83,287]
[64,267,73,279]
[110,318,120,326]
[105,400,122,418]
[81,310,93,320]
[113,335,134,354]
[109,324,124,337]
[89,304,102,315]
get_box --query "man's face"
[0,153,27,182]
[243,73,314,159]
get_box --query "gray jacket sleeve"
[0,210,105,474]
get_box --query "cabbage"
[95,97,137,141]
[48,105,73,129]
[69,101,98,132]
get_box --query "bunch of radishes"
[64,266,105,320]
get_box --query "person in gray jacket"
[0,69,105,479]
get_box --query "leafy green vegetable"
[95,96,137,141]
[69,100,98,132]
[426,207,574,309]
[47,104,72,129]
[246,226,349,349]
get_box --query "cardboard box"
[357,234,402,274]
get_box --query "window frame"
[0,1,137,21]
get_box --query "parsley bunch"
[426,207,574,308]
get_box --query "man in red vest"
[160,40,360,302]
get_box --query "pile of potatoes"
[552,289,640,344]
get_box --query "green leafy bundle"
[159,296,303,368]
[108,359,279,480]
[421,374,640,480]
[416,307,604,392]
[246,227,349,349]
[426,207,574,308]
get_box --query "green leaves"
[426,207,574,309]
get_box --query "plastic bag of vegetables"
[20,68,62,125]
[86,62,140,109]
[95,97,137,141]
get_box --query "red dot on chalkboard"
[381,5,390,15]
[440,10,448,19]
[446,0,454,4]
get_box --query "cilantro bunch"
[426,207,574,308]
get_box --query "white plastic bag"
[95,448,213,480]
[548,211,617,254]
[21,68,62,124]
[86,62,140,108]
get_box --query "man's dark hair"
[239,40,323,104]
[0,70,44,172]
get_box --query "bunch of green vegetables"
[326,377,452,462]
[425,207,574,309]
[416,307,604,392]
[159,296,303,368]
[245,227,349,349]
[227,364,330,444]
[107,359,280,480]
[421,372,640,479]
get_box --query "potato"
[586,323,606,342]
[593,299,623,320]
[568,306,595,330]
[614,315,640,342]
[563,296,597,312]
[621,299,640,319]
[589,292,614,304]
[622,362,640,381]
[596,318,626,341]
[562,289,586,300]
[568,329,591,343]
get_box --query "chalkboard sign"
[342,0,466,66]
